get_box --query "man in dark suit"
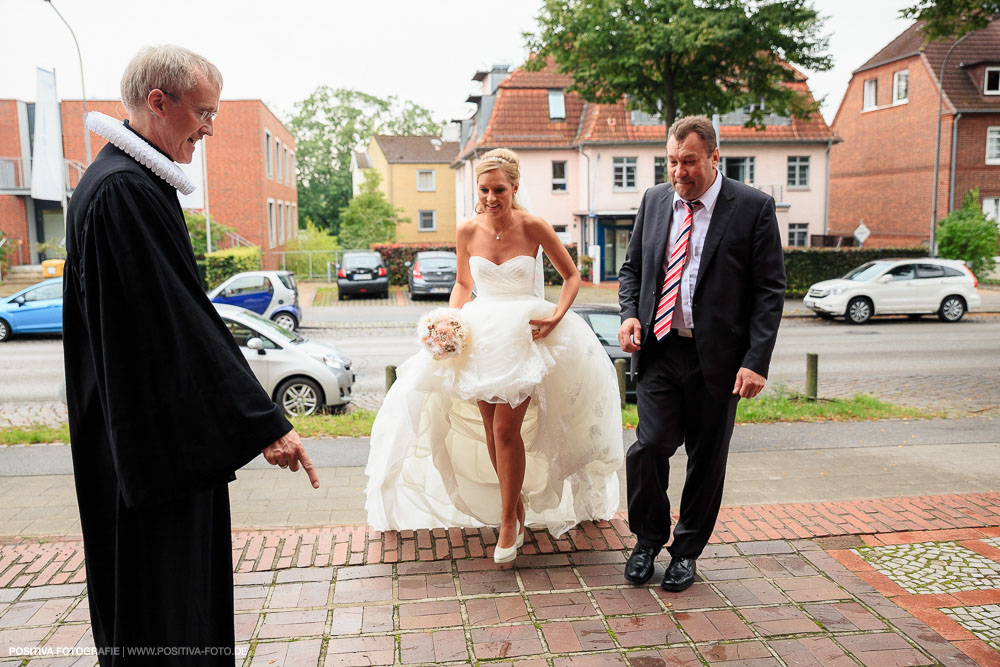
[617,115,785,591]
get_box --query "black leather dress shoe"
[624,544,661,584]
[660,556,697,592]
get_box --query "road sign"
[854,220,871,247]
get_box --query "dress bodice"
[470,255,538,298]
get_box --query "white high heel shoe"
[493,521,521,564]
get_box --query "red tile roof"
[457,58,834,161]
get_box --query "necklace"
[489,219,516,240]
[85,111,196,195]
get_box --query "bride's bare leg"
[493,398,531,550]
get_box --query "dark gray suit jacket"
[618,175,786,397]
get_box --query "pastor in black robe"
[63,122,292,665]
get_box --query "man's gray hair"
[668,115,718,154]
[120,45,222,115]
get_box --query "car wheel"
[271,312,298,331]
[938,295,966,322]
[337,292,345,301]
[845,297,873,325]
[276,377,323,417]
[0,318,10,342]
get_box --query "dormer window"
[548,89,565,120]
[986,67,1000,95]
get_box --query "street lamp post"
[929,31,973,256]
[44,0,91,165]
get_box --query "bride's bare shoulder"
[456,218,482,241]
[520,213,555,237]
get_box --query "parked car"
[804,257,981,324]
[337,251,389,300]
[0,278,63,342]
[208,270,302,330]
[573,305,636,402]
[406,251,457,300]
[214,304,354,416]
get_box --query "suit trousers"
[626,332,740,559]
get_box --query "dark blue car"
[0,278,63,342]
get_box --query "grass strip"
[0,422,71,445]
[290,409,376,438]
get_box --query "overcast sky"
[2,0,914,126]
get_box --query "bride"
[365,148,623,562]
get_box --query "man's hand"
[732,367,766,399]
[618,318,642,353]
[262,429,320,488]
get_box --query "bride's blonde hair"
[474,148,525,214]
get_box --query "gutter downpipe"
[930,32,973,256]
[579,144,591,255]
[948,112,963,212]
[824,138,834,235]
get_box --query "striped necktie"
[653,199,701,340]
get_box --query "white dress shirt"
[663,170,722,329]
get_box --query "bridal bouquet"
[417,308,469,361]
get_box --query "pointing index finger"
[299,450,321,488]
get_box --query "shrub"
[184,211,235,257]
[543,244,579,285]
[936,188,999,278]
[281,219,341,278]
[782,247,926,296]
[205,246,261,289]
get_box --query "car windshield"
[586,312,620,346]
[344,255,381,270]
[419,257,456,271]
[277,273,297,291]
[843,262,890,282]
[234,309,304,344]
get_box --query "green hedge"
[370,243,581,286]
[205,247,262,290]
[784,247,926,296]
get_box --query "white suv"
[803,257,981,324]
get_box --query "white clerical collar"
[673,169,723,214]
[85,112,196,195]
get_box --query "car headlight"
[322,354,345,369]
[829,287,848,295]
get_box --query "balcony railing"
[0,156,87,195]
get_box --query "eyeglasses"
[161,90,218,123]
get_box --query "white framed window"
[277,202,285,244]
[275,139,282,183]
[893,70,909,103]
[985,67,1000,95]
[265,131,273,178]
[721,156,755,185]
[417,170,435,192]
[267,200,275,248]
[551,161,567,192]
[788,223,808,247]
[987,127,1000,165]
[548,89,565,120]
[613,157,637,191]
[863,79,878,110]
[983,197,1000,221]
[288,153,294,185]
[787,156,810,188]
[654,157,666,185]
[283,147,290,185]
[418,210,436,232]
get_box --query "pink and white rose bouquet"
[417,308,470,361]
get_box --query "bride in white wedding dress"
[365,148,623,562]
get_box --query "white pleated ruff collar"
[85,111,196,195]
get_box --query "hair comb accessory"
[481,155,509,164]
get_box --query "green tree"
[901,1,999,40]
[184,211,235,256]
[337,170,406,250]
[288,88,441,236]
[936,188,999,277]
[524,0,832,130]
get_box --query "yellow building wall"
[367,138,457,244]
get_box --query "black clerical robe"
[63,125,291,664]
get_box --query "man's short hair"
[121,45,222,115]
[668,115,718,154]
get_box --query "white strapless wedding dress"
[364,254,623,538]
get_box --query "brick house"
[353,135,459,244]
[453,60,836,283]
[0,98,297,270]
[828,20,1000,247]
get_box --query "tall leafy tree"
[901,0,999,40]
[523,0,832,130]
[936,188,999,277]
[337,170,407,250]
[288,88,441,235]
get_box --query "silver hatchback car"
[215,304,354,416]
[804,257,981,324]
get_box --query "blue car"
[207,270,303,331]
[0,278,63,342]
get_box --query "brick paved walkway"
[2,493,999,665]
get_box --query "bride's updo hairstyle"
[475,148,525,213]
